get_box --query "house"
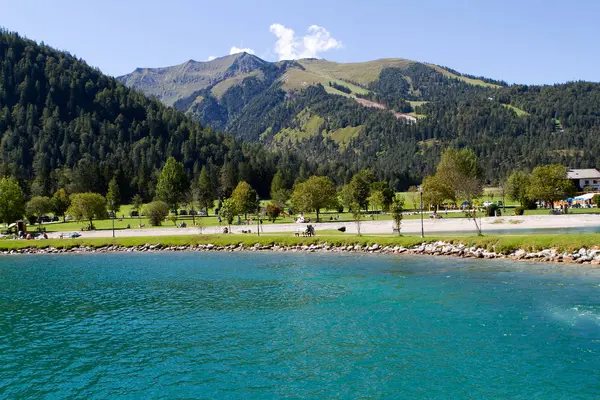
[567,169,600,191]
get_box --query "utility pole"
[419,186,424,238]
[256,195,260,237]
[110,200,115,238]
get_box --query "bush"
[486,204,499,217]
[266,203,283,223]
[514,206,525,216]
[526,200,537,210]
[144,201,169,226]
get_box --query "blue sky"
[1,0,598,84]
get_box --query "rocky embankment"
[4,241,600,264]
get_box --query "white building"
[568,169,600,191]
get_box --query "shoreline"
[4,240,600,265]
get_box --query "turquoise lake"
[1,253,599,398]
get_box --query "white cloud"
[230,46,255,55]
[206,56,217,61]
[269,23,342,60]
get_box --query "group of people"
[18,231,48,240]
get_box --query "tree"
[348,201,364,236]
[594,194,600,208]
[422,175,454,210]
[528,165,574,209]
[219,162,237,199]
[270,170,290,206]
[290,176,338,222]
[184,183,200,225]
[26,196,51,224]
[381,188,395,212]
[67,193,107,229]
[368,190,385,215]
[219,198,236,230]
[391,195,405,235]
[197,166,215,213]
[106,177,121,213]
[408,186,420,211]
[231,181,258,219]
[144,201,169,226]
[0,177,25,225]
[436,148,484,203]
[505,170,531,207]
[349,170,374,210]
[131,194,144,224]
[266,203,283,223]
[156,157,188,210]
[435,148,484,235]
[51,189,71,222]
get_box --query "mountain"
[118,53,266,107]
[120,54,600,186]
[0,30,304,200]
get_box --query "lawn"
[1,232,599,254]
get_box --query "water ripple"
[1,253,599,398]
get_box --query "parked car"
[179,210,188,216]
[130,210,139,217]
[189,210,197,216]
[199,210,207,216]
[65,232,81,238]
[483,201,493,207]
[52,216,59,222]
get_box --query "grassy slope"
[327,126,362,150]
[427,64,501,88]
[502,104,530,117]
[120,54,243,106]
[2,233,599,254]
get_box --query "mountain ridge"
[119,52,600,185]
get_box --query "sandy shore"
[47,214,600,239]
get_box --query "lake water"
[1,253,599,399]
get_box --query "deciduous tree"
[0,177,25,225]
[391,195,405,235]
[144,201,169,226]
[291,176,338,222]
[422,175,454,210]
[26,196,51,224]
[51,189,71,222]
[505,170,531,207]
[231,181,258,219]
[528,165,574,209]
[156,158,188,210]
[67,193,107,229]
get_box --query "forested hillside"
[122,53,600,188]
[0,30,318,200]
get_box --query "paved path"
[47,214,600,239]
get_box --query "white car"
[483,201,493,207]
